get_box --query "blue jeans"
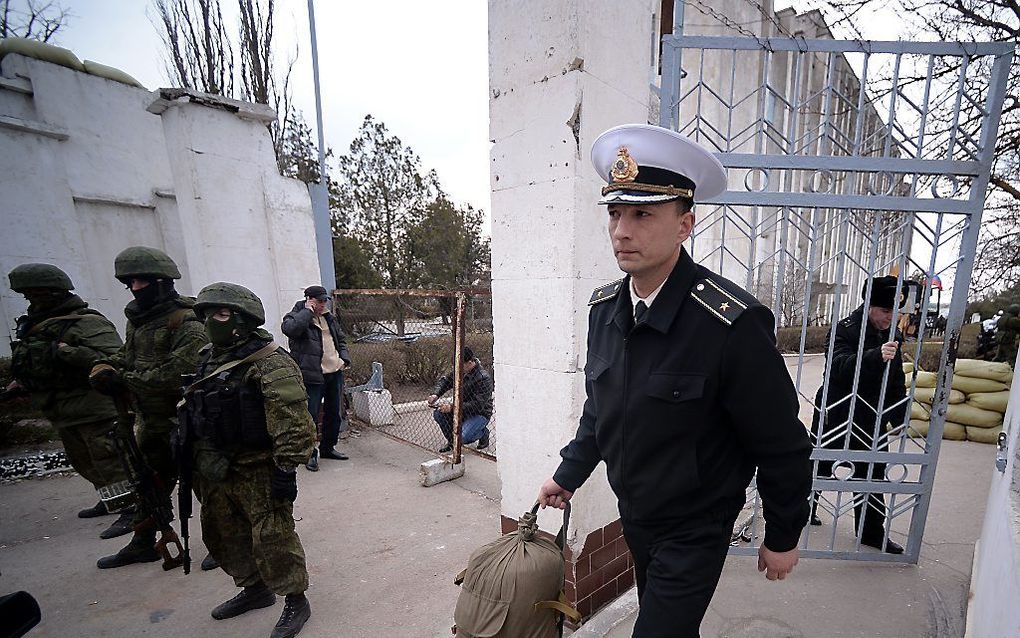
[433,410,489,445]
[306,371,344,449]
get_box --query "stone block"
[419,457,465,487]
[352,389,395,426]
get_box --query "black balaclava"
[131,279,177,311]
[24,290,72,315]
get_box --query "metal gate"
[659,34,1013,561]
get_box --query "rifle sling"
[25,314,85,336]
[183,343,280,395]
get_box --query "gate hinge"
[995,431,1008,473]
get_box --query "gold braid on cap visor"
[601,182,695,199]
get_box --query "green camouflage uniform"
[105,296,207,513]
[995,305,1020,367]
[186,284,315,596]
[10,294,127,490]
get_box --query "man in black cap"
[282,286,351,469]
[809,275,908,554]
[537,124,813,637]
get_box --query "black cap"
[863,276,906,310]
[462,347,475,362]
[304,285,329,301]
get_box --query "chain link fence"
[333,289,495,463]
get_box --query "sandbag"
[954,359,1014,384]
[951,375,1008,395]
[967,391,1010,414]
[966,425,1003,445]
[83,60,144,88]
[913,371,937,388]
[946,403,1003,428]
[0,37,85,71]
[913,387,965,405]
[907,419,966,441]
[903,362,915,375]
[910,401,930,420]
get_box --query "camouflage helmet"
[8,263,74,292]
[1007,304,1020,316]
[114,246,182,282]
[194,282,266,326]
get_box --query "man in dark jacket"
[281,285,351,469]
[428,347,494,453]
[810,275,908,554]
[538,124,812,637]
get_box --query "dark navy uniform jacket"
[553,249,812,552]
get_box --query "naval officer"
[537,124,813,637]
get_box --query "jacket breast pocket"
[646,373,706,403]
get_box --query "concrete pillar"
[489,0,658,620]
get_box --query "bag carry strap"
[183,343,279,395]
[535,591,582,624]
[26,314,85,336]
[528,501,571,551]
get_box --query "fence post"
[451,293,467,465]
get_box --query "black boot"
[201,553,220,571]
[476,432,490,450]
[319,447,348,461]
[305,448,319,472]
[211,583,276,620]
[99,508,136,539]
[271,594,311,638]
[96,532,159,569]
[78,501,110,519]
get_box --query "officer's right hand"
[271,467,298,502]
[538,478,573,510]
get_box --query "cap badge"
[610,147,639,183]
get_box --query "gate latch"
[996,431,1009,473]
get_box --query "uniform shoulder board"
[589,278,624,306]
[690,277,749,326]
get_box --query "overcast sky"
[53,0,491,216]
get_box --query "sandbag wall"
[906,359,1012,443]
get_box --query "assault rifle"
[174,374,197,575]
[110,391,184,571]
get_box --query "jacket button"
[672,390,681,398]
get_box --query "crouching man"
[181,282,316,638]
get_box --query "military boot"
[96,531,159,569]
[78,501,109,518]
[99,508,136,539]
[270,594,311,638]
[211,583,276,620]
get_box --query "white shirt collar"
[631,276,667,318]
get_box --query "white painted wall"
[0,53,319,354]
[967,355,1020,637]
[489,0,659,552]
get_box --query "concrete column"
[489,0,658,619]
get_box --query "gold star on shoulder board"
[720,301,730,312]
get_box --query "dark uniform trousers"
[625,511,737,638]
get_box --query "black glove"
[89,364,124,396]
[271,467,298,502]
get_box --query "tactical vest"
[11,313,92,391]
[188,356,272,453]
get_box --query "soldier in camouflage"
[90,247,209,569]
[995,304,1020,367]
[6,264,135,540]
[182,282,314,638]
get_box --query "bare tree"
[150,0,301,175]
[1,0,71,42]
[821,0,1020,295]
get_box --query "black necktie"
[634,300,648,324]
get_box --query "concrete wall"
[489,0,660,551]
[0,53,319,353]
[967,355,1020,637]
